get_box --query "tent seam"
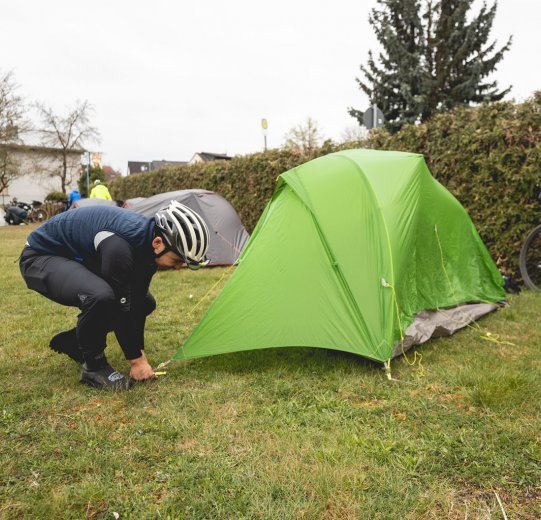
[332,153,399,354]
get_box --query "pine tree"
[349,0,426,133]
[349,0,511,132]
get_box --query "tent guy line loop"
[480,332,516,347]
[382,363,417,385]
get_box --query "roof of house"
[127,161,152,174]
[2,131,86,155]
[0,142,85,156]
[192,152,232,162]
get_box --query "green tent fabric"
[175,149,505,363]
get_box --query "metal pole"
[373,104,377,129]
[86,151,90,196]
[261,119,268,151]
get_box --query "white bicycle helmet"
[154,200,210,269]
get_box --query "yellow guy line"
[154,265,236,373]
[187,264,235,319]
[383,280,424,379]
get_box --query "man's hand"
[129,352,155,381]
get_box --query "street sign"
[363,105,385,129]
[91,152,102,168]
[261,118,268,150]
[80,152,90,165]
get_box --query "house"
[0,141,83,204]
[127,161,151,175]
[127,160,187,175]
[188,152,232,164]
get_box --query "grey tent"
[71,198,118,209]
[130,189,249,266]
[123,197,146,209]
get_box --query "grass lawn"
[1,224,540,519]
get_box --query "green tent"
[175,149,504,363]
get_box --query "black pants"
[20,246,155,363]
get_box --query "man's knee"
[144,293,156,316]
[79,285,115,311]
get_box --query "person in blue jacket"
[19,201,210,390]
[68,189,81,206]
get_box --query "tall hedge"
[110,94,541,278]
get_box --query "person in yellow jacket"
[89,180,112,200]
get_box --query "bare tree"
[341,125,368,143]
[283,117,322,155]
[34,100,100,194]
[0,70,30,196]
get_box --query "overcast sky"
[2,0,539,173]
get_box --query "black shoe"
[80,363,129,390]
[50,329,84,363]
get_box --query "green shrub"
[44,191,67,202]
[110,94,541,279]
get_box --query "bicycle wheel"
[31,208,48,223]
[519,224,541,291]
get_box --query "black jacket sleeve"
[96,234,155,359]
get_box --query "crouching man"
[19,201,209,390]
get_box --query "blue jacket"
[27,206,155,262]
[69,190,81,206]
